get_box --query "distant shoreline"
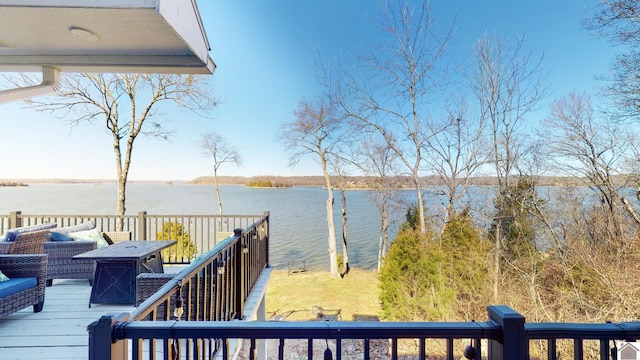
[0,175,590,188]
[0,181,28,187]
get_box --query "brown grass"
[265,268,381,321]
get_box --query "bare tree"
[201,131,242,215]
[340,1,453,234]
[330,157,351,276]
[468,33,546,301]
[280,96,347,278]
[27,73,218,220]
[358,138,404,271]
[586,0,640,121]
[544,92,640,238]
[425,94,489,229]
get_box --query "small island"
[0,182,28,187]
[244,179,292,188]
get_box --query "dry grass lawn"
[265,268,381,321]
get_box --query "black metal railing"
[131,216,269,323]
[90,304,640,360]
[81,211,640,359]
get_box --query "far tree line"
[189,174,605,188]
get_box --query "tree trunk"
[116,176,127,231]
[213,167,223,215]
[322,161,339,278]
[326,192,338,278]
[340,187,350,276]
[114,132,130,231]
[493,217,501,302]
[377,197,389,272]
[416,183,426,234]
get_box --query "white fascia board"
[159,0,211,63]
[0,55,215,74]
[0,0,157,8]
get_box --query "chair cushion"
[69,228,109,248]
[0,277,37,298]
[52,220,96,235]
[49,231,74,242]
[3,223,57,242]
[0,269,8,282]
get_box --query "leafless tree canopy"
[26,73,219,217]
[586,0,640,120]
[339,1,453,234]
[280,97,348,278]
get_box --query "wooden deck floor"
[0,279,134,360]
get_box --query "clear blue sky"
[0,0,615,181]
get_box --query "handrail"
[92,302,640,360]
[129,214,269,322]
[131,234,240,321]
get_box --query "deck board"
[0,279,134,360]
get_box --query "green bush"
[489,177,542,261]
[439,208,492,317]
[399,203,423,233]
[156,222,197,262]
[378,228,456,321]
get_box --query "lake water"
[0,183,402,271]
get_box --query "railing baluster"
[364,339,370,360]
[600,339,609,360]
[391,338,398,360]
[308,338,313,359]
[249,339,256,360]
[447,338,453,360]
[574,339,583,360]
[278,339,285,360]
[548,338,557,360]
[419,338,425,360]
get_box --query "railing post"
[487,305,526,360]
[137,211,147,241]
[234,228,245,319]
[9,211,21,228]
[87,313,130,360]
[263,211,270,267]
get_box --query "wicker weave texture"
[6,230,49,254]
[43,240,97,285]
[136,273,176,319]
[0,230,97,285]
[102,231,132,245]
[0,254,48,317]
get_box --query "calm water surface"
[0,183,394,270]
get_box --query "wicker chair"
[0,230,97,286]
[44,240,97,286]
[102,231,132,245]
[0,254,48,316]
[0,230,49,255]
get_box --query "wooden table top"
[72,240,176,261]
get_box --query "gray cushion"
[51,221,96,235]
[4,223,57,242]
